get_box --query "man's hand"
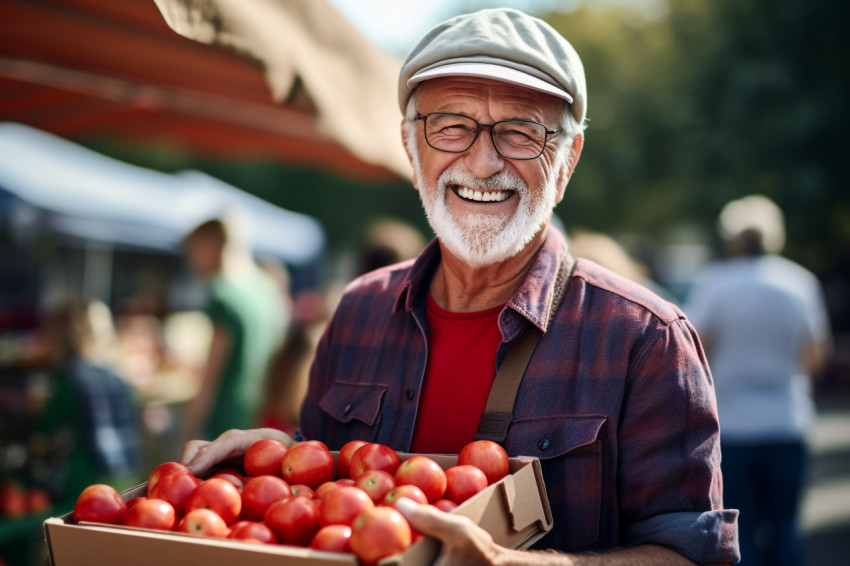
[394,497,516,566]
[181,428,295,476]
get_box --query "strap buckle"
[474,412,513,443]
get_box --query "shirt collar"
[394,226,571,337]
[395,237,441,314]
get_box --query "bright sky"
[326,0,574,56]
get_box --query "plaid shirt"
[36,357,142,501]
[302,227,739,563]
[65,359,141,477]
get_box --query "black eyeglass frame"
[414,112,561,160]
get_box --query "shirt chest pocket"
[318,381,388,441]
[505,415,607,553]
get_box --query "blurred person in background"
[257,295,326,437]
[30,298,142,507]
[355,217,426,276]
[685,194,833,566]
[181,216,287,441]
[567,228,677,303]
[259,219,424,436]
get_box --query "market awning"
[0,122,325,265]
[0,0,409,182]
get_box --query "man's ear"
[400,120,420,191]
[554,133,584,204]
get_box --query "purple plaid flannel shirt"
[301,227,739,563]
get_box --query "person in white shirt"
[686,194,832,566]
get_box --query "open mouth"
[452,185,514,203]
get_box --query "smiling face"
[403,77,580,268]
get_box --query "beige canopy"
[0,0,410,182]
[153,0,410,179]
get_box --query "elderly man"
[182,8,739,565]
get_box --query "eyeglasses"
[415,112,560,160]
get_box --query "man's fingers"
[181,428,296,476]
[395,497,501,566]
[394,497,471,541]
[181,430,250,475]
[181,440,218,475]
[180,440,208,467]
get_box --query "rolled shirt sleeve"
[618,317,740,564]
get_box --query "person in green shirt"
[182,217,287,441]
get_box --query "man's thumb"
[394,497,464,539]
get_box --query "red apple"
[228,520,277,544]
[444,465,488,504]
[393,455,447,502]
[458,440,510,485]
[73,484,127,525]
[354,469,396,505]
[336,440,369,479]
[318,486,374,527]
[184,478,242,525]
[244,439,289,478]
[210,471,244,492]
[310,524,352,552]
[147,462,190,493]
[382,484,428,508]
[123,498,177,531]
[314,481,340,500]
[240,475,292,521]
[282,440,335,489]
[176,508,229,537]
[264,495,320,546]
[289,484,315,499]
[349,506,412,565]
[147,470,200,516]
[349,443,401,479]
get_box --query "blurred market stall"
[0,121,326,564]
[0,1,411,564]
[0,121,325,318]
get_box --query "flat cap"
[398,8,586,125]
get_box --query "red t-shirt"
[410,294,503,454]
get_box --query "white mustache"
[439,165,527,194]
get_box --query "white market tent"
[0,122,325,266]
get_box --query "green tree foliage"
[546,0,849,273]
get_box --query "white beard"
[412,156,559,269]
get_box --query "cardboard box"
[44,453,552,565]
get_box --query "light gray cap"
[398,8,587,125]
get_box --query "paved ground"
[803,392,850,565]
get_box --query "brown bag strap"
[474,253,575,444]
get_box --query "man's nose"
[462,128,506,178]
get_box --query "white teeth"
[456,186,510,203]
